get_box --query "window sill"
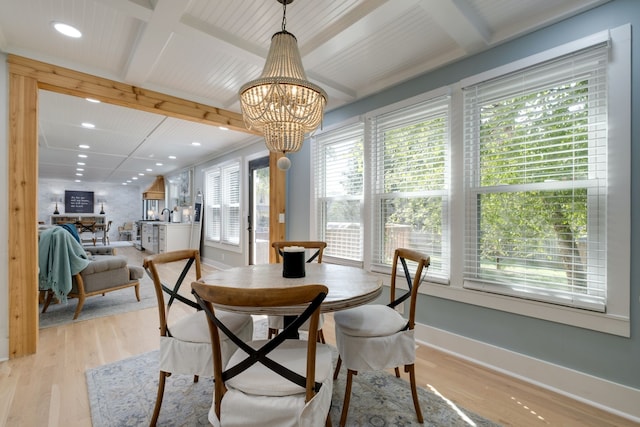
[203,240,241,254]
[422,283,630,337]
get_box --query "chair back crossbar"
[143,249,214,427]
[272,241,327,264]
[388,248,430,332]
[333,247,430,426]
[388,257,421,308]
[194,287,326,392]
[269,241,329,343]
[143,249,202,337]
[277,248,322,263]
[161,257,200,311]
[192,283,328,397]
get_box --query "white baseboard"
[414,323,640,423]
[201,257,231,271]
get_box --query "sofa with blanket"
[39,226,144,319]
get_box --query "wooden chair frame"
[270,241,327,342]
[334,247,430,426]
[95,220,112,245]
[272,241,327,263]
[192,283,331,426]
[143,249,202,427]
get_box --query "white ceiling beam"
[298,0,389,57]
[123,0,192,85]
[417,0,491,53]
[301,0,422,70]
[94,0,154,22]
[490,0,612,44]
[360,47,467,98]
[178,15,267,64]
[177,13,356,104]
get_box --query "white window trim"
[366,88,451,273]
[313,25,630,337]
[203,158,243,254]
[433,24,631,337]
[365,87,452,277]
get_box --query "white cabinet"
[158,224,191,254]
[141,222,159,253]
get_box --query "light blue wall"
[194,139,264,267]
[286,0,640,389]
[286,141,311,240]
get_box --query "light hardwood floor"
[0,246,636,426]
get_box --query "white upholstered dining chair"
[143,249,253,426]
[332,247,430,426]
[268,241,327,343]
[192,282,333,427]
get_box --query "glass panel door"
[248,156,270,264]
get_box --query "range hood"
[143,176,165,200]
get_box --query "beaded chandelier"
[239,0,327,155]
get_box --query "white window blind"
[463,43,608,311]
[223,163,240,245]
[204,160,241,246]
[313,122,364,262]
[368,96,449,277]
[205,168,221,241]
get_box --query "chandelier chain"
[281,1,287,32]
[239,0,327,154]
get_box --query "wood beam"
[7,55,259,135]
[8,70,39,357]
[6,54,277,357]
[269,153,287,263]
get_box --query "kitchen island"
[139,221,192,254]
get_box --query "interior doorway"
[248,156,270,265]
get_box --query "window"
[463,41,609,311]
[313,121,364,262]
[312,26,629,335]
[204,161,241,246]
[368,96,450,278]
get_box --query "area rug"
[87,341,500,426]
[39,270,156,329]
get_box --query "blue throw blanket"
[39,226,91,302]
[59,223,81,243]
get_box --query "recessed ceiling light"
[132,177,138,180]
[75,179,82,183]
[76,168,84,171]
[81,122,95,129]
[146,168,153,172]
[52,22,82,38]
[75,173,83,176]
[191,142,201,146]
[127,180,132,183]
[78,154,88,158]
[86,98,100,103]
[122,183,128,186]
[219,126,228,131]
[77,162,86,166]
[138,173,145,176]
[78,144,90,149]
[155,162,163,166]
[168,155,176,159]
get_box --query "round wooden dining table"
[200,263,383,316]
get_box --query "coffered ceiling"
[0,0,609,187]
